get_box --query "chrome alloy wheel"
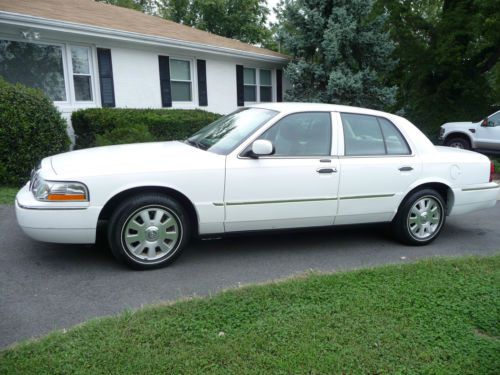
[407,196,443,241]
[448,141,464,149]
[121,205,182,261]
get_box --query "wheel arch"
[98,186,199,236]
[398,181,455,216]
[443,131,474,148]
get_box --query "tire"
[108,194,190,270]
[392,189,446,246]
[444,136,470,150]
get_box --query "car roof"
[249,102,396,118]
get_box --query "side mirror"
[251,139,274,157]
[481,118,489,127]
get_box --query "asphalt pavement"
[1,203,499,349]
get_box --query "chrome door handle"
[316,168,337,174]
[399,166,413,172]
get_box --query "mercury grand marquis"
[16,103,499,269]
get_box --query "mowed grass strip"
[1,256,499,374]
[0,186,17,204]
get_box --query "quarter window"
[341,113,410,156]
[0,39,66,101]
[170,59,192,102]
[71,46,93,101]
[259,112,332,156]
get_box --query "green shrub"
[0,78,70,185]
[72,108,221,149]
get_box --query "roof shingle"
[0,0,288,60]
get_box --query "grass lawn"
[1,256,499,374]
[0,186,17,204]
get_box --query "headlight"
[31,175,88,202]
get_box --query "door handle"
[316,168,337,174]
[399,166,414,172]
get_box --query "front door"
[224,112,340,232]
[475,111,500,150]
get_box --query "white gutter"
[0,11,289,63]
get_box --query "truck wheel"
[444,137,470,150]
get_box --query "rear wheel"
[392,189,446,245]
[108,194,190,269]
[444,136,470,150]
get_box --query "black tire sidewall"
[393,189,446,246]
[108,194,190,269]
[445,137,470,150]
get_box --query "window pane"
[171,81,192,101]
[244,85,256,102]
[341,113,385,156]
[260,69,271,86]
[243,68,256,85]
[378,117,410,155]
[260,112,331,156]
[170,59,190,81]
[71,47,90,74]
[260,86,272,102]
[0,40,66,101]
[73,75,92,101]
[489,112,500,125]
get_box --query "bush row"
[71,108,221,149]
[0,78,70,186]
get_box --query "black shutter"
[276,69,283,102]
[197,59,208,106]
[97,48,115,107]
[158,55,172,108]
[236,64,244,106]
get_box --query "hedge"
[0,78,70,186]
[71,108,222,149]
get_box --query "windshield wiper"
[185,138,206,150]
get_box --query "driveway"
[1,203,500,349]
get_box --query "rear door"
[336,112,421,225]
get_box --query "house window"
[71,46,93,101]
[0,39,67,101]
[259,69,272,102]
[243,68,257,102]
[243,67,273,102]
[170,59,192,102]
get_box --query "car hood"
[50,141,219,177]
[441,121,474,128]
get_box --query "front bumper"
[15,183,100,244]
[450,182,499,216]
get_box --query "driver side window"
[258,112,332,156]
[489,112,500,126]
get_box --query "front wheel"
[392,189,446,246]
[444,137,470,150]
[108,194,190,269]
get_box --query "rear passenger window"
[341,113,411,156]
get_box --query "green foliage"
[0,79,69,185]
[374,0,500,138]
[159,0,273,45]
[0,186,17,205]
[276,0,397,109]
[1,255,499,373]
[72,108,221,149]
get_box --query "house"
[0,0,289,140]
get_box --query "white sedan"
[16,103,499,269]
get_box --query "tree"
[275,0,397,109]
[158,0,272,45]
[96,0,156,14]
[375,0,500,136]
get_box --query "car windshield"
[186,108,278,155]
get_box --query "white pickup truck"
[439,110,500,153]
